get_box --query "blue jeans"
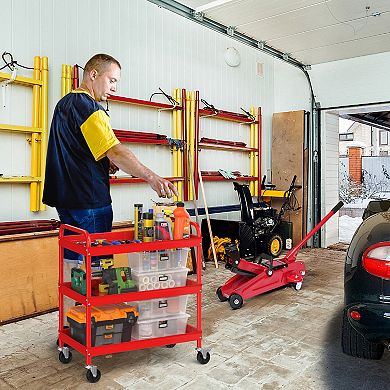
[57,205,113,264]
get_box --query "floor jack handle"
[284,201,344,263]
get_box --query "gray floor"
[1,248,390,389]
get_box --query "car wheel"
[341,309,384,360]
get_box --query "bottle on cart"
[154,212,171,240]
[143,212,154,242]
[134,203,143,241]
[173,202,190,239]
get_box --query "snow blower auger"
[216,201,344,309]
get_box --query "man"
[43,53,178,266]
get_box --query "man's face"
[91,63,121,101]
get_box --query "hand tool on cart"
[216,201,344,309]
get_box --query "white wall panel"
[321,112,340,247]
[0,0,310,222]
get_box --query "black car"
[342,199,390,359]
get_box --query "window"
[379,130,388,145]
[339,133,354,141]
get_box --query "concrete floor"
[1,248,390,389]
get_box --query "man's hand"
[149,175,179,198]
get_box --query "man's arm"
[106,143,178,198]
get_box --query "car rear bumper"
[346,303,390,342]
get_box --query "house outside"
[339,121,390,157]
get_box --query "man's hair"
[84,54,121,75]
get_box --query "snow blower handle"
[283,200,344,263]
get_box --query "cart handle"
[190,221,201,238]
[59,223,91,247]
[283,200,344,263]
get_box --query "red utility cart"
[57,222,209,383]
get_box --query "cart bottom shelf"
[58,324,201,357]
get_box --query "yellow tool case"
[66,304,139,347]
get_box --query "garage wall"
[0,0,311,223]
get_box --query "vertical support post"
[72,65,79,90]
[249,107,255,195]
[39,57,49,211]
[184,91,190,201]
[30,56,41,211]
[188,91,195,201]
[180,89,187,201]
[194,91,199,199]
[176,89,183,201]
[172,88,179,201]
[61,64,66,97]
[257,107,262,197]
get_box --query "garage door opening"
[338,112,390,244]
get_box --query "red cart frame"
[57,221,209,382]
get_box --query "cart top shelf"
[59,222,202,256]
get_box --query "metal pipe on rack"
[39,56,49,211]
[30,56,41,212]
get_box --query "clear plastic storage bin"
[129,295,189,320]
[132,267,189,291]
[132,313,190,340]
[128,248,190,271]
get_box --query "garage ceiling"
[179,0,390,65]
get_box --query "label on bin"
[159,253,169,262]
[158,275,169,282]
[159,320,168,328]
[158,300,168,308]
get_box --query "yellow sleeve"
[80,110,120,161]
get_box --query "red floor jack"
[216,201,344,309]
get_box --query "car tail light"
[362,243,390,279]
[349,311,361,321]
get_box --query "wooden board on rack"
[271,110,306,246]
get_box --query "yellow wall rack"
[0,56,49,212]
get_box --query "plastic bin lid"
[66,303,139,324]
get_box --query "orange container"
[173,202,190,240]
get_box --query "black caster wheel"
[197,351,210,364]
[216,287,227,302]
[165,344,176,348]
[294,282,303,291]
[58,350,73,364]
[86,369,101,383]
[229,294,243,310]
